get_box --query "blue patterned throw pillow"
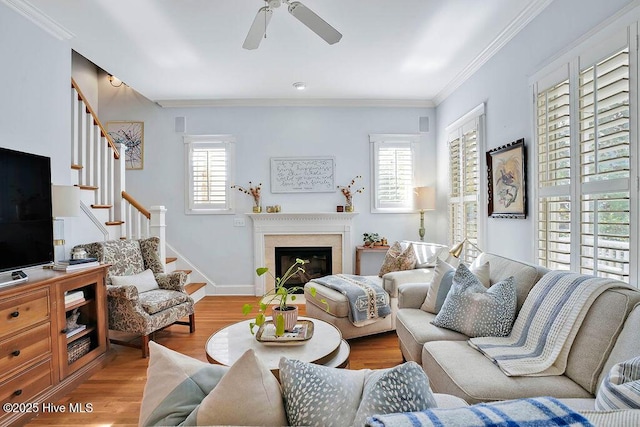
[279,358,436,427]
[431,263,516,337]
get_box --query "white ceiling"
[17,0,551,106]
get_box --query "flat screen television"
[0,147,53,274]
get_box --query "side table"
[355,245,390,275]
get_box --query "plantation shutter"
[192,145,228,207]
[377,143,413,208]
[536,77,572,270]
[448,111,483,265]
[185,136,235,213]
[535,28,632,283]
[578,47,630,281]
[370,134,418,213]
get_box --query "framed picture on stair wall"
[106,121,144,170]
[486,138,526,219]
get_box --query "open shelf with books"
[56,267,108,378]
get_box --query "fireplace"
[248,212,357,295]
[275,246,332,292]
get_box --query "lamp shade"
[51,185,80,217]
[414,186,435,211]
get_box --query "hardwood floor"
[26,296,403,426]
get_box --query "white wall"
[0,4,70,184]
[97,82,436,290]
[434,0,634,263]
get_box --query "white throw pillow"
[111,268,159,293]
[198,349,287,426]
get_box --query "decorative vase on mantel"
[272,305,299,334]
[252,197,262,213]
[344,195,354,212]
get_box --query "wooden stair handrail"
[122,191,151,219]
[71,78,120,159]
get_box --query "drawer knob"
[11,350,20,357]
[13,389,22,396]
[10,311,19,318]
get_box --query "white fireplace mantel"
[248,212,358,295]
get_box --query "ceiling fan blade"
[243,6,273,50]
[287,1,342,45]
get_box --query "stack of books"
[66,324,87,338]
[64,290,85,305]
[53,257,99,272]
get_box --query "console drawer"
[0,289,49,338]
[0,323,50,379]
[0,358,52,404]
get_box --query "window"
[534,28,633,283]
[447,104,485,264]
[370,134,418,213]
[184,135,235,214]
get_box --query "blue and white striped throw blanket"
[312,274,390,326]
[469,271,624,377]
[366,397,593,427]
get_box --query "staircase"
[70,78,206,302]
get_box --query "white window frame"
[531,15,638,285]
[446,103,486,264]
[369,134,419,213]
[184,135,236,215]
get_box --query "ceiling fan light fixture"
[293,82,306,90]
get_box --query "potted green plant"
[363,232,382,247]
[243,258,320,337]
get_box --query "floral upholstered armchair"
[75,237,195,357]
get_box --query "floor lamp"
[51,185,80,264]
[414,186,435,241]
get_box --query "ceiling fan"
[243,0,342,50]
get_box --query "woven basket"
[67,336,91,364]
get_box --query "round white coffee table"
[206,316,350,373]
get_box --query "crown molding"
[2,0,74,40]
[433,0,554,105]
[156,98,435,108]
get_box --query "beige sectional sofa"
[395,252,640,405]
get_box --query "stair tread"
[76,184,98,190]
[91,204,112,209]
[105,221,124,226]
[166,257,177,264]
[185,282,206,295]
[175,269,193,274]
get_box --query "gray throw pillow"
[278,358,436,427]
[432,263,516,337]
